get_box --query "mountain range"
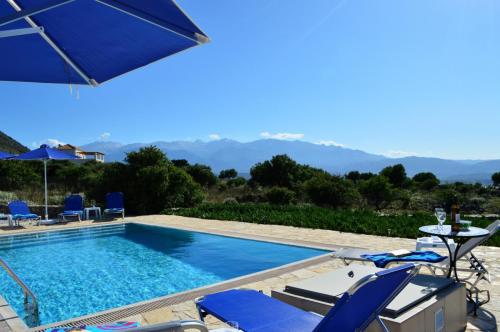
[81,139,500,184]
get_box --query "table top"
[419,225,489,238]
[84,206,101,210]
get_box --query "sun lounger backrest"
[455,220,500,260]
[106,192,124,209]
[313,264,418,332]
[64,194,83,211]
[8,200,30,215]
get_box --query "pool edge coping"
[22,220,342,331]
[0,294,30,332]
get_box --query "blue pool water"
[0,223,327,327]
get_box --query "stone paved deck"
[0,216,498,331]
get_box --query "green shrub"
[359,176,393,209]
[413,172,440,190]
[304,174,358,208]
[492,172,500,187]
[219,169,238,179]
[227,177,246,187]
[186,164,218,187]
[265,187,295,205]
[380,164,407,188]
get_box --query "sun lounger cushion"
[198,289,322,331]
[47,321,139,331]
[105,208,124,213]
[12,213,39,220]
[361,251,446,268]
[61,211,82,215]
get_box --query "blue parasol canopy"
[12,144,80,160]
[0,0,209,86]
[12,144,81,222]
[0,151,14,159]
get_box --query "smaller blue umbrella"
[0,151,14,159]
[13,144,81,222]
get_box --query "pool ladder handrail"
[0,257,39,326]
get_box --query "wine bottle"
[451,204,460,232]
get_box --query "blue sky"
[1,0,499,159]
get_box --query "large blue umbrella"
[13,144,81,222]
[0,0,208,86]
[0,151,14,159]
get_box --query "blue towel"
[361,251,446,268]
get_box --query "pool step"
[0,227,126,246]
[0,225,127,250]
[0,224,126,244]
[0,224,126,242]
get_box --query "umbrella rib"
[5,0,98,87]
[0,0,75,27]
[94,0,209,44]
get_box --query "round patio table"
[419,225,489,281]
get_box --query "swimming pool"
[0,223,327,327]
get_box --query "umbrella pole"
[44,159,48,220]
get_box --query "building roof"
[82,151,105,155]
[58,144,79,150]
[57,144,105,156]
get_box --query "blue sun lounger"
[104,192,125,220]
[59,194,84,222]
[8,200,40,225]
[196,264,419,332]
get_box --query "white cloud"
[315,140,345,148]
[260,132,305,140]
[208,134,221,141]
[383,150,418,158]
[32,138,66,148]
[99,132,111,140]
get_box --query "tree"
[164,166,204,208]
[492,172,500,186]
[345,171,361,182]
[250,155,323,189]
[305,174,358,208]
[413,172,440,191]
[359,176,393,209]
[359,172,376,181]
[126,146,170,169]
[172,159,189,168]
[91,147,204,214]
[186,164,218,187]
[219,169,238,179]
[380,164,407,188]
[250,155,299,189]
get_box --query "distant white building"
[57,144,105,163]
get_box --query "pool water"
[0,223,327,327]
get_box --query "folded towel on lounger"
[361,251,446,268]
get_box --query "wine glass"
[435,211,446,231]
